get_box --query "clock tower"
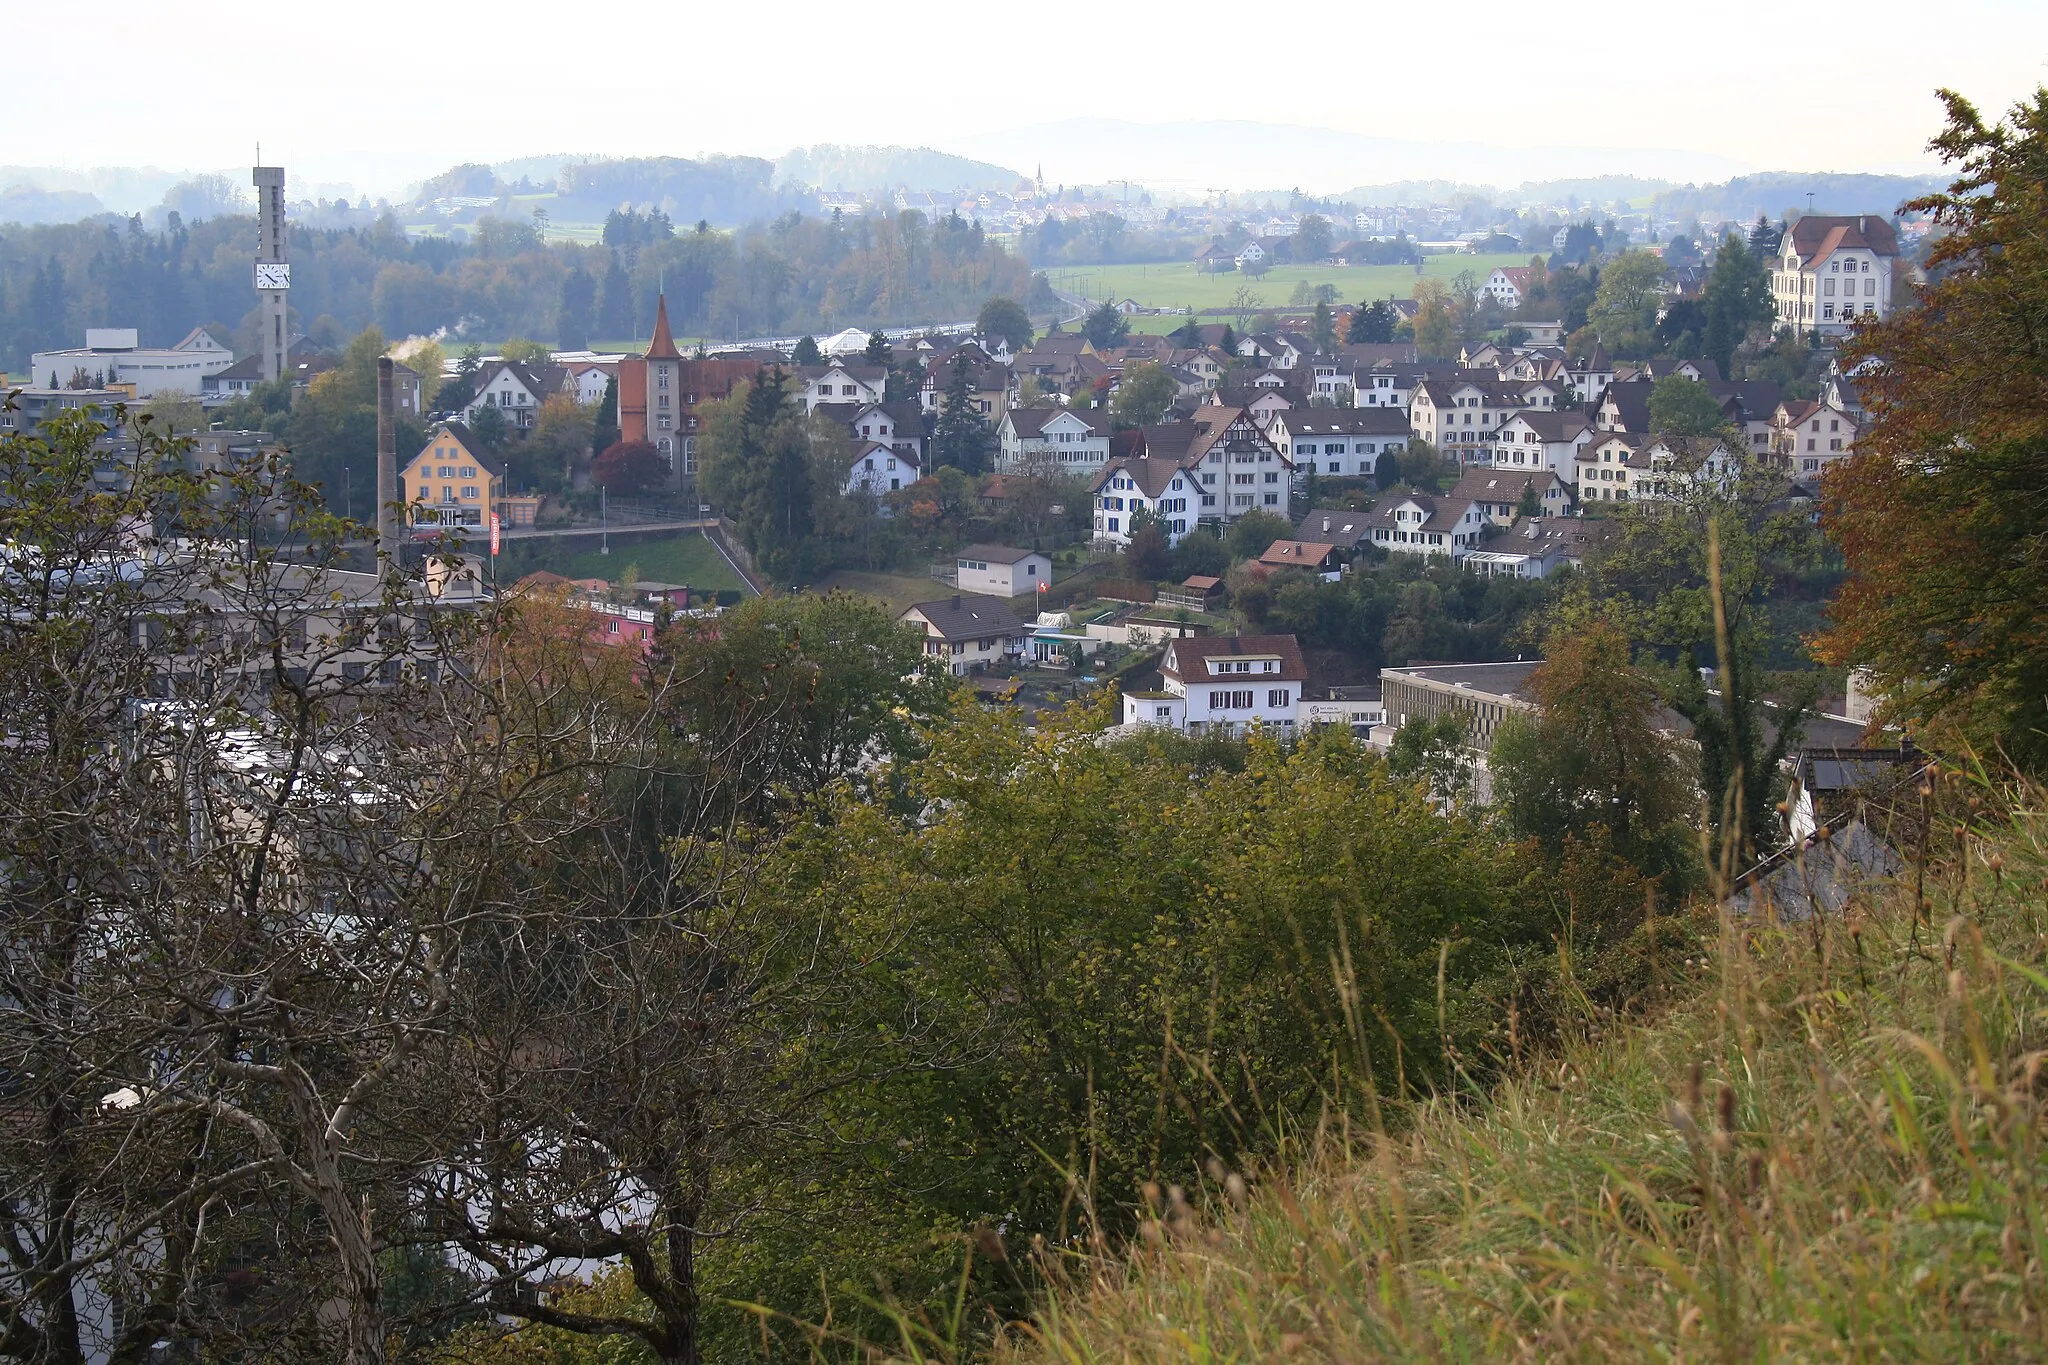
[252,162,289,384]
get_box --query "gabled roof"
[1785,214,1900,267]
[1258,539,1342,569]
[901,594,1029,641]
[1449,468,1563,504]
[957,544,1039,565]
[1294,507,1377,548]
[1005,406,1104,439]
[1501,409,1591,441]
[1163,633,1308,684]
[1271,408,1411,437]
[1092,455,1195,499]
[1599,379,1655,432]
[1366,494,1477,536]
[423,420,506,478]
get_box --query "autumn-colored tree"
[1819,87,2048,768]
[592,439,666,495]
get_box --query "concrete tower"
[252,164,289,383]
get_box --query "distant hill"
[0,184,107,225]
[1652,171,1946,223]
[552,155,795,226]
[775,144,1026,194]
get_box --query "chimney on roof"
[376,357,397,563]
[951,594,961,610]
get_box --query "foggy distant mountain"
[773,145,1026,193]
[956,119,1754,195]
[1650,172,1946,224]
[551,156,797,225]
[0,184,106,225]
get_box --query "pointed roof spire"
[646,293,680,361]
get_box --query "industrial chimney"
[375,356,398,563]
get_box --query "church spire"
[645,293,680,361]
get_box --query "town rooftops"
[901,594,1029,641]
[1163,633,1308,683]
[1092,455,1193,499]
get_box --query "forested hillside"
[0,205,1035,370]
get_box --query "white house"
[556,360,613,406]
[899,595,1030,676]
[1449,467,1573,524]
[1771,398,1859,481]
[1121,634,1307,737]
[1771,215,1900,337]
[1482,266,1541,309]
[1408,378,1540,466]
[799,360,886,413]
[1575,432,1736,503]
[954,544,1052,597]
[1363,494,1487,559]
[1090,458,1202,546]
[844,441,919,498]
[1267,408,1412,479]
[1494,410,1593,480]
[462,360,551,431]
[998,407,1110,474]
[1179,405,1295,523]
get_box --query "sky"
[4,0,2044,200]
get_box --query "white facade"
[801,362,885,413]
[956,548,1051,597]
[1494,413,1592,481]
[1772,216,1899,338]
[845,441,918,497]
[462,363,547,431]
[1125,635,1305,738]
[31,328,237,398]
[997,408,1110,474]
[1091,462,1202,546]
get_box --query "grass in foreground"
[993,781,2048,1363]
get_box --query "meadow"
[1040,252,1535,331]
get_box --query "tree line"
[0,206,1037,373]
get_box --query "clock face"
[254,262,291,290]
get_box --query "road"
[496,518,714,541]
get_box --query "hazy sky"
[7,0,2044,196]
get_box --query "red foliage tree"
[1818,88,2048,766]
[591,440,665,496]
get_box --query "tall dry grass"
[974,771,2048,1364]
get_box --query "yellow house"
[404,422,505,530]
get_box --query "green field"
[1042,253,1535,330]
[495,530,744,594]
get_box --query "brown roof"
[1257,540,1340,569]
[1787,214,1900,267]
[1093,455,1197,499]
[645,294,681,361]
[1163,633,1308,684]
[901,594,1030,641]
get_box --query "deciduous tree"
[1818,87,2048,767]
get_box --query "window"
[1267,689,1289,708]
[460,466,476,479]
